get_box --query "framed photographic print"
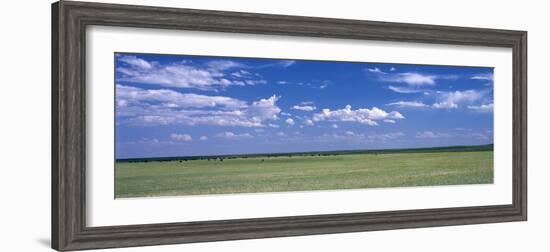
[52,1,527,251]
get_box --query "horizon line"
[116,143,493,162]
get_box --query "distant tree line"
[117,144,493,163]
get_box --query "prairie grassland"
[115,150,493,198]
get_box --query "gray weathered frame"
[52,1,527,251]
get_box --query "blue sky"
[115,52,494,159]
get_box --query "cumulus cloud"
[116,85,282,127]
[248,95,282,120]
[432,90,485,109]
[199,136,208,140]
[116,55,266,90]
[217,131,253,140]
[171,133,192,141]
[387,101,429,108]
[312,105,404,126]
[416,131,451,139]
[285,118,295,125]
[331,124,339,129]
[304,119,314,126]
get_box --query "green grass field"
[115,148,493,198]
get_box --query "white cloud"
[468,103,494,113]
[117,64,223,90]
[279,60,296,68]
[124,138,161,145]
[432,101,458,109]
[372,69,458,87]
[326,131,404,142]
[367,67,386,74]
[248,95,282,120]
[206,60,244,71]
[260,60,296,69]
[471,73,494,81]
[313,105,404,126]
[285,118,295,125]
[276,80,328,89]
[118,55,153,69]
[230,70,252,78]
[292,105,317,111]
[117,99,128,107]
[217,131,253,140]
[276,132,287,137]
[331,124,339,129]
[116,84,247,109]
[199,136,208,140]
[432,90,485,109]
[116,85,282,127]
[387,101,429,108]
[416,131,451,139]
[116,55,265,90]
[268,123,280,128]
[304,119,314,126]
[381,72,437,86]
[387,85,426,94]
[384,119,396,123]
[170,133,192,141]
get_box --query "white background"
[87,26,512,227]
[0,0,547,251]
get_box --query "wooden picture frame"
[52,1,527,251]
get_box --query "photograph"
[45,1,532,251]
[114,52,495,198]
